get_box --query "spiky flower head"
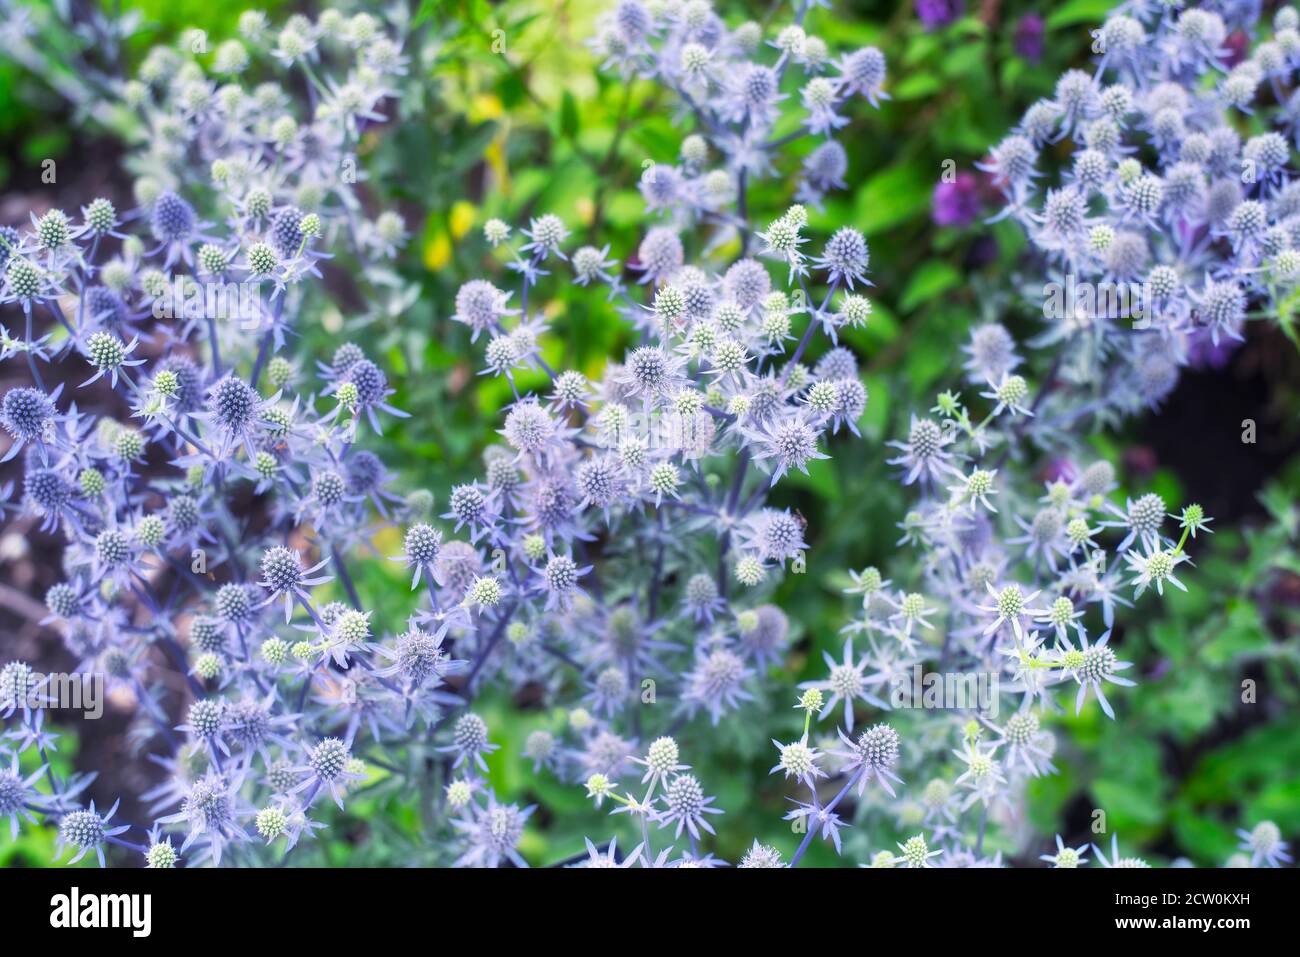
[776,739,818,779]
[734,555,766,587]
[59,809,107,855]
[799,688,825,714]
[454,713,490,754]
[897,834,933,867]
[856,723,900,769]
[151,191,196,242]
[135,514,166,548]
[95,529,130,567]
[309,738,351,782]
[739,842,784,868]
[186,698,224,737]
[465,575,502,608]
[260,546,303,595]
[253,806,286,841]
[584,773,615,804]
[1048,596,1075,628]
[85,332,127,373]
[643,736,680,780]
[83,198,117,236]
[145,839,177,868]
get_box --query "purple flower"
[916,0,963,31]
[1013,14,1045,63]
[1186,326,1241,370]
[932,171,983,227]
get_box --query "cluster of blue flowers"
[989,0,1300,403]
[1,9,420,867]
[765,0,1300,870]
[447,0,889,868]
[0,0,1290,869]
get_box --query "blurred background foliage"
[1,0,1298,867]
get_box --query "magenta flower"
[932,171,983,227]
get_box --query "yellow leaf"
[450,201,475,240]
[469,93,503,122]
[369,524,401,561]
[423,230,451,272]
[485,136,510,195]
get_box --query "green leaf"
[1046,0,1111,30]
[905,333,951,391]
[784,453,841,502]
[854,299,899,346]
[860,372,889,439]
[1201,600,1268,664]
[899,261,961,313]
[560,90,579,139]
[853,162,933,236]
[1093,778,1165,827]
[938,43,988,80]
[893,73,943,101]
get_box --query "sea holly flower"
[0,0,1245,875]
[0,751,47,839]
[742,410,829,485]
[519,214,570,261]
[393,522,444,590]
[1175,503,1213,539]
[453,280,516,342]
[291,738,365,811]
[1056,629,1136,720]
[577,836,643,868]
[634,737,688,793]
[801,638,888,730]
[657,773,723,840]
[813,226,871,288]
[438,713,500,773]
[990,710,1056,778]
[1036,595,1086,643]
[257,546,333,624]
[980,582,1045,641]
[1102,493,1169,552]
[980,373,1032,418]
[951,467,999,513]
[144,826,180,869]
[156,772,251,866]
[834,46,889,106]
[893,833,943,868]
[680,643,754,724]
[80,331,146,388]
[951,739,1007,811]
[770,735,826,786]
[887,415,959,486]
[1236,821,1292,868]
[739,840,785,868]
[834,723,903,797]
[1041,834,1089,868]
[1091,832,1150,868]
[1125,544,1189,597]
[450,795,536,868]
[891,591,935,644]
[55,800,131,867]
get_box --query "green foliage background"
[1,0,1298,867]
